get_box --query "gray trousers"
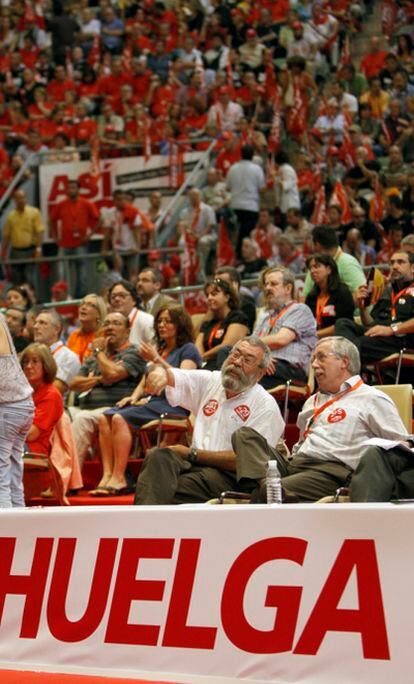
[350,445,414,502]
[232,427,353,503]
[134,431,271,505]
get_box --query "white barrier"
[0,503,412,683]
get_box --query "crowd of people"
[0,0,413,508]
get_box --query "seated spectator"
[201,168,229,211]
[284,208,312,248]
[345,204,381,250]
[207,86,244,133]
[232,337,408,502]
[5,305,28,353]
[237,238,268,277]
[271,235,306,275]
[254,266,317,389]
[108,281,153,348]
[69,311,146,468]
[360,37,387,80]
[336,250,414,380]
[136,267,174,317]
[359,76,390,119]
[196,278,249,371]
[251,208,282,260]
[5,285,31,310]
[21,343,63,456]
[342,228,377,266]
[305,254,355,338]
[67,294,107,364]
[135,335,284,505]
[381,145,409,190]
[377,225,404,264]
[303,226,366,300]
[327,203,347,244]
[214,266,257,333]
[33,309,80,396]
[92,304,202,496]
[381,194,413,236]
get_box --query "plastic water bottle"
[266,460,283,505]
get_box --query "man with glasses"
[134,335,284,505]
[232,336,408,502]
[69,312,146,467]
[336,250,414,381]
[108,280,154,347]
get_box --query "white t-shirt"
[128,307,154,347]
[100,207,141,252]
[166,368,284,451]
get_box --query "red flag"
[143,118,151,163]
[330,181,352,222]
[253,228,272,260]
[381,0,397,37]
[370,176,385,225]
[89,135,100,182]
[268,85,282,154]
[217,217,236,267]
[88,35,101,70]
[169,143,184,188]
[341,127,355,169]
[286,81,307,139]
[339,34,351,66]
[181,231,199,286]
[311,186,328,225]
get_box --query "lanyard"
[315,293,330,328]
[129,308,138,327]
[51,342,64,356]
[258,302,296,337]
[391,285,412,319]
[208,321,222,349]
[303,379,364,438]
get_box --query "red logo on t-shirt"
[203,399,219,416]
[234,405,251,422]
[327,408,347,423]
[215,328,225,339]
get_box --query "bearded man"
[134,335,283,505]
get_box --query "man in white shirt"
[226,144,266,257]
[33,309,80,395]
[232,336,408,502]
[135,335,284,505]
[207,86,244,133]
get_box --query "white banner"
[0,503,412,683]
[39,153,203,222]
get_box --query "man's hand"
[364,325,393,338]
[145,364,168,395]
[93,336,106,352]
[356,284,369,310]
[168,444,191,459]
[265,358,277,376]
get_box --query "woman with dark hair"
[305,254,355,338]
[21,343,63,456]
[196,278,249,370]
[91,303,202,496]
[108,279,154,346]
[5,286,31,310]
[396,35,414,75]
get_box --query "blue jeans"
[62,246,89,298]
[0,399,34,508]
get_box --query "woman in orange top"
[67,294,107,363]
[305,254,354,338]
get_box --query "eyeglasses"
[311,351,338,364]
[227,349,259,369]
[80,299,99,309]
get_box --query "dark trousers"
[350,445,414,502]
[232,427,353,502]
[234,209,258,257]
[259,359,307,390]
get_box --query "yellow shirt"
[3,206,44,249]
[359,90,390,119]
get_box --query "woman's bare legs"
[94,414,115,489]
[105,413,134,490]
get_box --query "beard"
[221,362,256,393]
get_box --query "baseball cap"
[246,28,256,38]
[51,280,69,293]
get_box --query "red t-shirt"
[28,383,63,456]
[215,146,241,177]
[51,197,99,248]
[47,79,76,103]
[72,118,97,142]
[360,51,387,79]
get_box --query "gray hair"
[259,266,296,297]
[316,336,361,375]
[235,334,272,369]
[38,308,63,333]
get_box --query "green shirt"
[303,249,366,298]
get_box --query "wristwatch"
[94,347,104,355]
[188,447,198,464]
[390,323,400,335]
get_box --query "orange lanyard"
[208,321,222,349]
[316,293,330,328]
[129,308,138,327]
[391,285,412,319]
[259,302,296,337]
[51,342,64,356]
[303,379,364,438]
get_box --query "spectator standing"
[2,188,44,286]
[100,7,124,55]
[179,187,217,282]
[226,144,266,258]
[49,179,99,298]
